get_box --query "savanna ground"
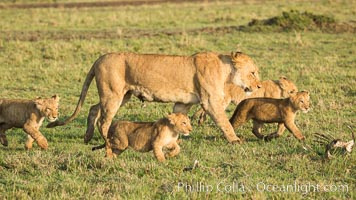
[0,0,355,199]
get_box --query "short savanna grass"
[0,0,355,199]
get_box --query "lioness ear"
[231,51,240,65]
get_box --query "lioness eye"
[300,100,304,103]
[182,122,187,126]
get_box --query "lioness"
[0,95,59,149]
[193,76,298,124]
[92,113,192,162]
[229,91,310,141]
[47,51,260,157]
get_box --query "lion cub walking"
[0,95,59,149]
[193,76,298,124]
[229,91,310,141]
[93,113,192,162]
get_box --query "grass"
[0,0,355,199]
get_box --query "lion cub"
[0,95,59,149]
[194,76,298,124]
[229,91,310,141]
[93,113,192,162]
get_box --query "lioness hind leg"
[252,121,265,139]
[192,108,207,125]
[84,104,101,144]
[98,95,123,158]
[264,123,286,141]
[84,93,132,144]
[173,103,193,115]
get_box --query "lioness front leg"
[165,142,180,158]
[23,122,48,149]
[204,103,241,144]
[264,123,286,141]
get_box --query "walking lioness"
[92,113,192,162]
[47,51,260,157]
[0,95,59,149]
[229,91,310,141]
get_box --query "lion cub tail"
[92,143,105,151]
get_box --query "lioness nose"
[244,87,252,92]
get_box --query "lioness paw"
[36,136,48,149]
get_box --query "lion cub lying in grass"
[229,91,310,141]
[0,95,59,149]
[92,113,192,162]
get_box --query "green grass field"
[0,0,355,199]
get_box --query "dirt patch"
[0,26,239,42]
[0,0,204,9]
[1,10,354,42]
[240,10,356,34]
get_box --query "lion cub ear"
[52,94,60,102]
[34,98,44,110]
[167,113,177,126]
[278,76,288,89]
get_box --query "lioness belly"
[125,54,199,104]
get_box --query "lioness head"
[290,91,310,113]
[230,52,260,94]
[167,113,192,136]
[278,76,298,98]
[35,95,60,122]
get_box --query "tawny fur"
[193,76,298,124]
[229,91,310,141]
[92,113,192,162]
[0,95,59,149]
[47,51,260,157]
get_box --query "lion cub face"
[290,91,311,113]
[230,52,260,93]
[35,95,60,122]
[279,76,298,98]
[167,113,192,136]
